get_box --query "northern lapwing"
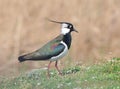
[18,19,78,77]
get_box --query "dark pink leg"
[55,61,62,75]
[47,61,52,77]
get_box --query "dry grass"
[0,0,120,75]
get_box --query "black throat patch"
[63,33,72,49]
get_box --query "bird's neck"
[63,33,72,49]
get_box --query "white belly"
[49,41,68,61]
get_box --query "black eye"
[67,25,70,28]
[69,25,73,29]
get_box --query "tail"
[18,56,26,62]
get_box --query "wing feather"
[20,34,64,61]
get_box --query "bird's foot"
[47,72,51,78]
[59,72,63,76]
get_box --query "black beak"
[73,28,78,33]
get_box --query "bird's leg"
[47,61,52,77]
[55,61,62,75]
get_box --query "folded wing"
[18,35,64,62]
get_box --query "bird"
[18,19,78,77]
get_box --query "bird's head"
[61,22,78,35]
[47,19,78,35]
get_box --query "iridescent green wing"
[22,34,64,60]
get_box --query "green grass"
[0,58,120,89]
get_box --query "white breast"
[50,41,68,61]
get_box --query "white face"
[61,23,70,35]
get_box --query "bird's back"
[18,34,64,62]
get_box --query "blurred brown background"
[0,0,120,76]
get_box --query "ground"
[0,58,119,89]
